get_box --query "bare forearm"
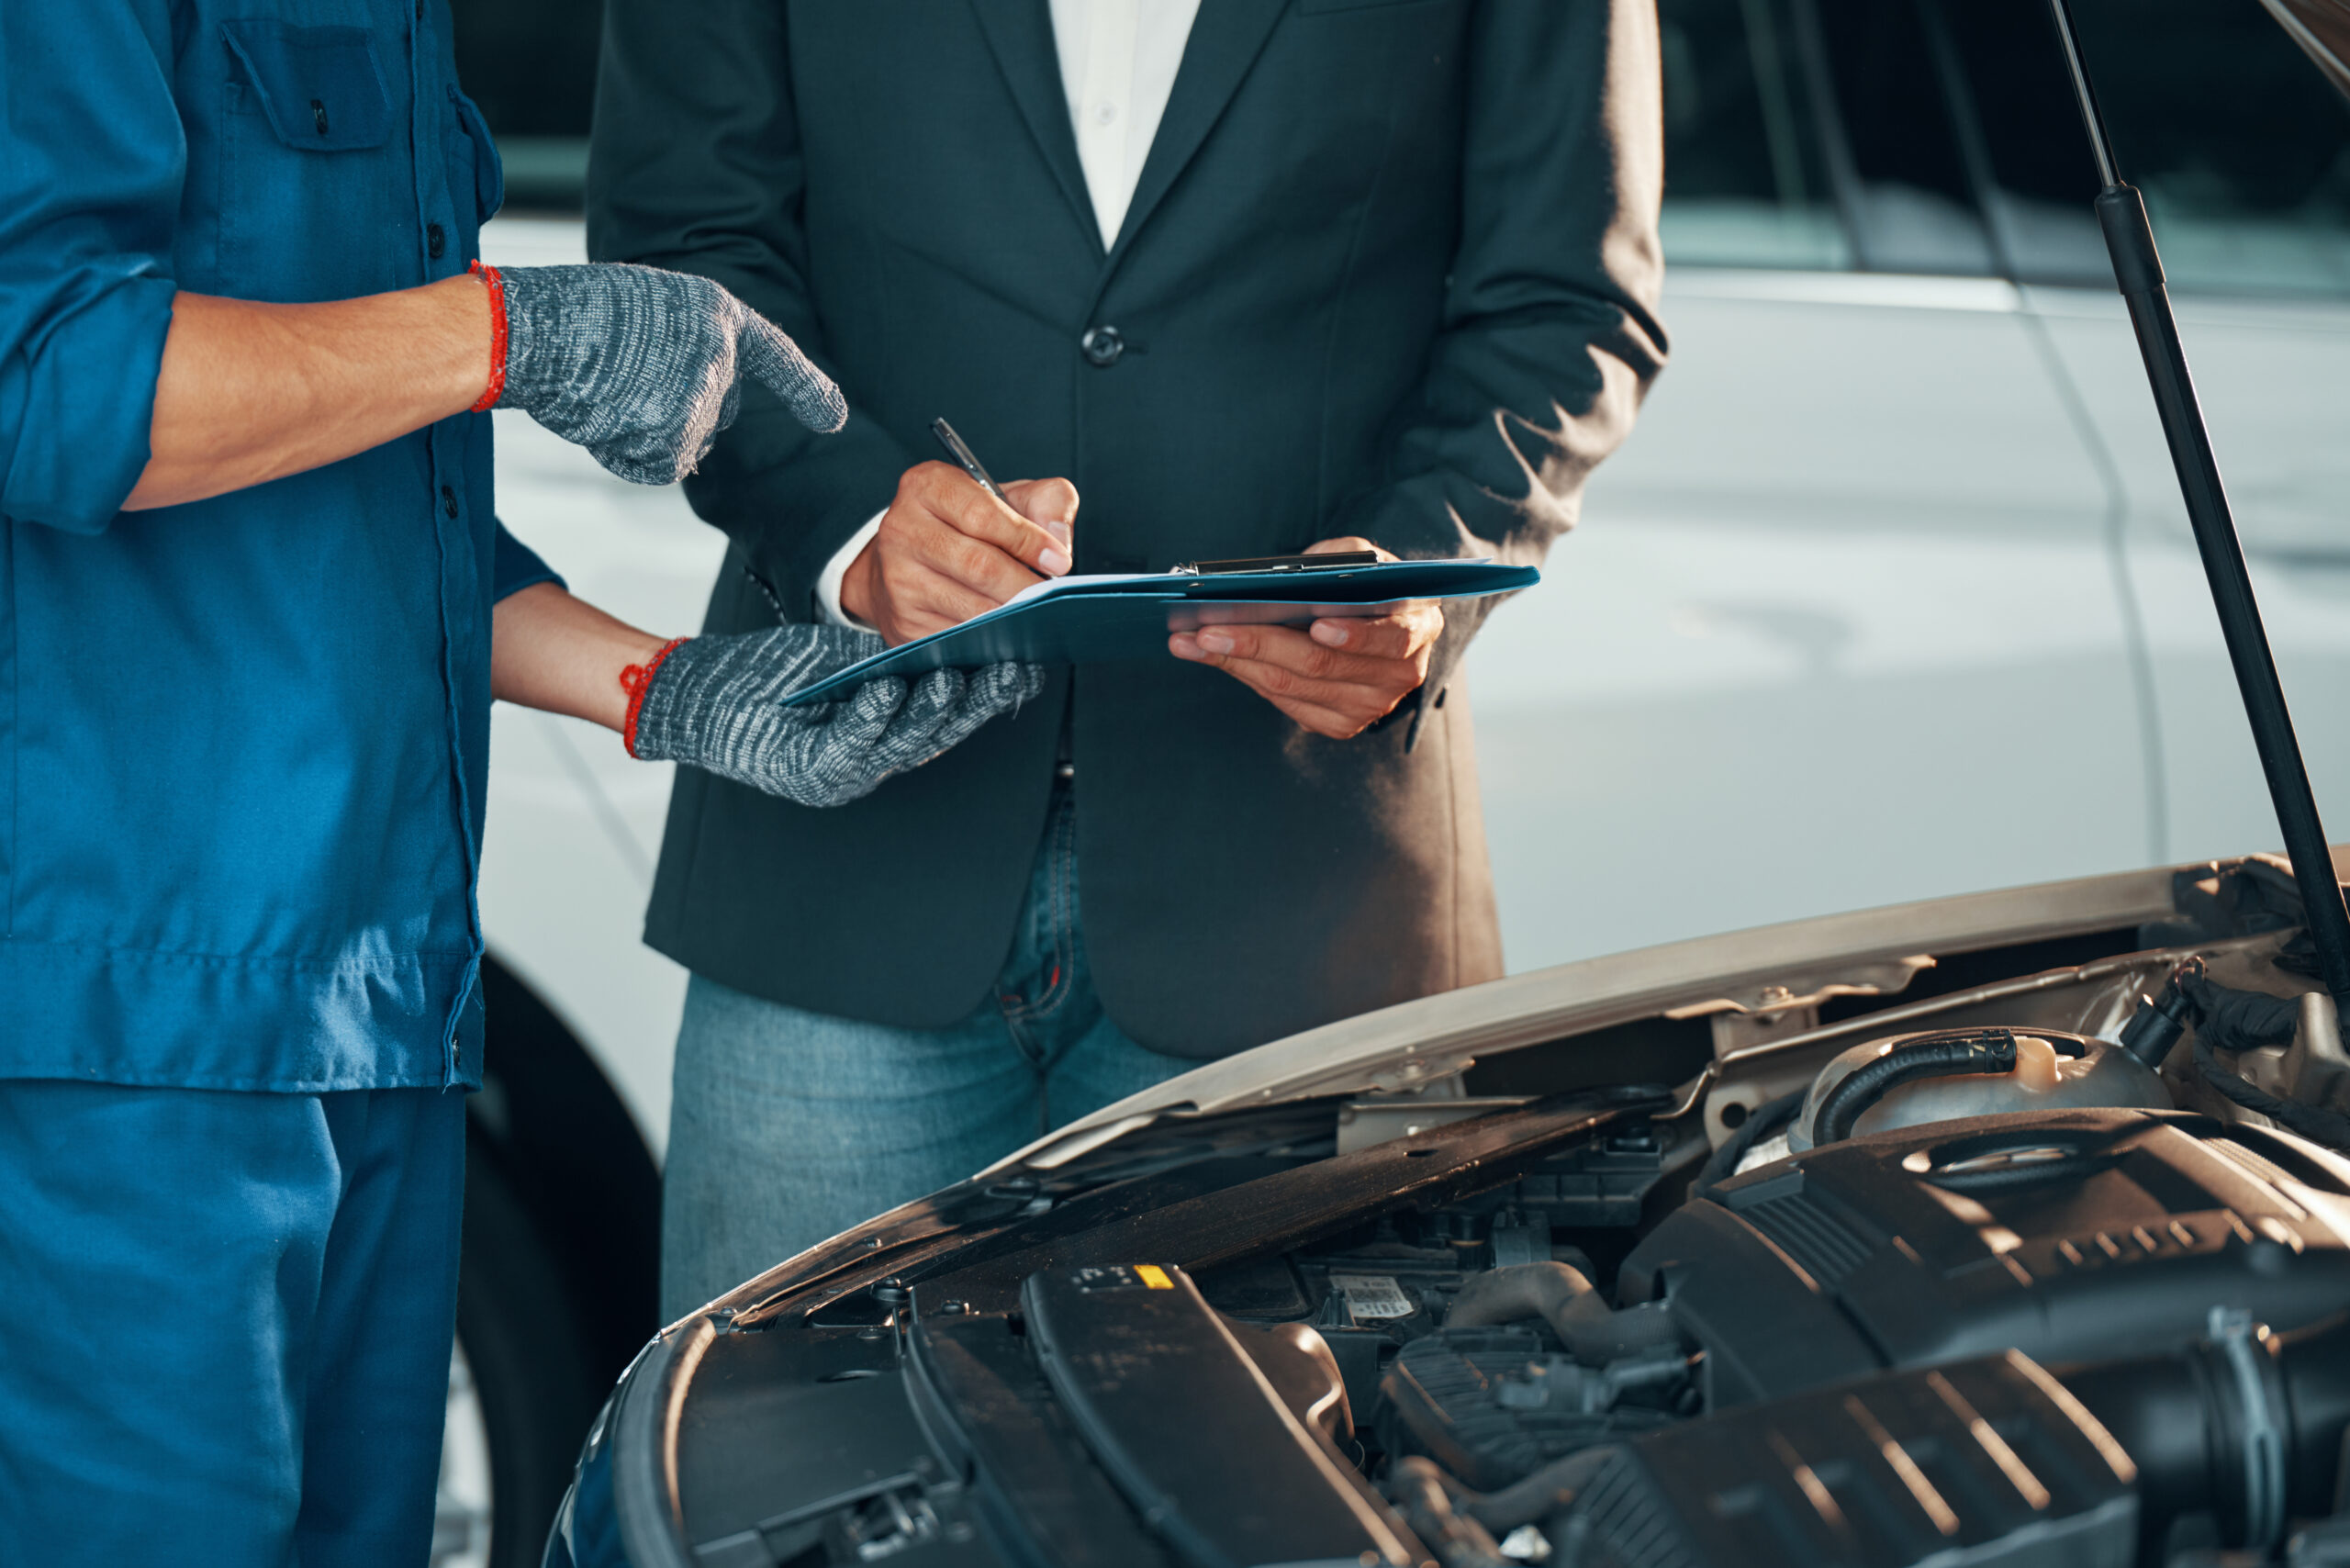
[491,582,671,733]
[123,275,491,510]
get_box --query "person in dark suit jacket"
[590,0,1667,1316]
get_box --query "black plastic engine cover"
[1565,1351,2139,1567]
[1021,1264,1419,1568]
[1618,1108,2350,1407]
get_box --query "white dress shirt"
[815,0,1203,628]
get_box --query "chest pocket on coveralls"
[218,19,406,300]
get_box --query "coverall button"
[1080,325,1125,367]
[441,486,458,519]
[427,223,446,259]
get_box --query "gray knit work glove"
[491,263,847,486]
[626,626,1044,808]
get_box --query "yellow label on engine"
[1135,1264,1174,1290]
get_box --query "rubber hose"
[1694,1088,1806,1194]
[1382,1457,1511,1568]
[2182,973,2301,1053]
[2057,1313,2350,1552]
[1812,1031,2019,1145]
[1444,1263,1683,1363]
[1446,1260,1589,1330]
[1555,1294,1684,1362]
[1455,1447,1615,1533]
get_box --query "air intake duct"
[1534,1312,2350,1566]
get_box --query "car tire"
[452,1145,607,1568]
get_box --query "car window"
[1658,0,1853,269]
[451,0,599,211]
[1940,0,2350,296]
[1807,0,1999,274]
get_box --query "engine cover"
[1619,1107,2350,1407]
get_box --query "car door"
[1465,0,2158,972]
[1934,0,2350,871]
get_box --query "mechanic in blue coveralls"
[0,5,1050,1562]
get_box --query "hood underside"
[992,851,2350,1174]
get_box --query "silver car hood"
[984,859,2210,1175]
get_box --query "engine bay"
[1231,1099,2350,1565]
[1169,928,2350,1566]
[592,888,2350,1568]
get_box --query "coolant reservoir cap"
[2012,1032,2062,1092]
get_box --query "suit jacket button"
[1080,325,1125,367]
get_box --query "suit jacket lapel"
[968,0,1102,253]
[1108,0,1292,265]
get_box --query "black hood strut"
[2042,0,2350,1011]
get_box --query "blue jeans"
[0,1080,464,1568]
[661,785,1192,1319]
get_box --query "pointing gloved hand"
[486,263,846,486]
[623,625,1043,808]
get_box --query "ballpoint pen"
[931,417,1011,507]
[934,418,1372,577]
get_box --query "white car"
[434,0,2350,1561]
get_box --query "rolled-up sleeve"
[0,2,184,534]
[491,520,565,602]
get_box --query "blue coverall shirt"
[0,0,555,1092]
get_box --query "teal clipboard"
[780,557,1539,706]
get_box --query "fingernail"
[1169,634,1203,660]
[1040,548,1071,576]
[1048,521,1073,548]
[1311,622,1348,647]
[1198,630,1236,655]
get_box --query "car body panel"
[2031,286,2350,873]
[1466,267,2157,972]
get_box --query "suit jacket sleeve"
[1337,0,1670,710]
[586,0,912,622]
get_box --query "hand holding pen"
[837,419,1078,645]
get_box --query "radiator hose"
[1809,1028,2021,1145]
[2061,1308,2350,1556]
[1443,1262,1681,1365]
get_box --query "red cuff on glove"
[468,260,509,414]
[619,637,689,757]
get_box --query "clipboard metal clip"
[1168,552,1382,577]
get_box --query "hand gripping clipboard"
[778,555,1540,707]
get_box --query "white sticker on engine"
[1328,1272,1416,1321]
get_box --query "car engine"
[1326,1096,2350,1566]
[1189,970,2350,1566]
[572,911,2350,1568]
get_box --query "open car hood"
[556,846,2350,1568]
[991,859,2202,1174]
